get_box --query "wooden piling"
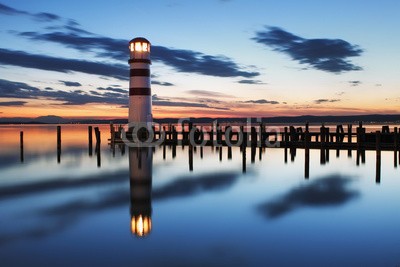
[304,127,310,178]
[251,127,257,147]
[88,126,93,156]
[172,144,176,158]
[96,143,101,168]
[251,146,256,163]
[357,122,365,149]
[376,131,381,183]
[20,131,24,163]
[163,142,166,160]
[228,146,232,160]
[110,123,115,144]
[305,146,310,179]
[394,127,398,168]
[189,144,193,171]
[219,146,223,161]
[242,145,246,173]
[57,126,61,163]
[284,127,288,143]
[284,147,288,163]
[94,127,101,144]
[347,124,352,143]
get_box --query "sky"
[0,0,399,119]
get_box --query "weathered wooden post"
[20,131,24,163]
[347,124,352,158]
[163,140,166,160]
[320,124,326,146]
[251,126,257,147]
[290,147,296,162]
[259,122,264,147]
[289,126,296,144]
[219,146,223,161]
[259,146,262,161]
[376,131,381,183]
[172,143,176,158]
[251,145,256,163]
[210,122,214,148]
[172,126,178,144]
[94,127,101,144]
[57,125,61,163]
[282,127,287,145]
[394,127,398,168]
[88,126,93,157]
[347,124,352,143]
[242,145,246,173]
[357,121,364,149]
[110,123,115,144]
[189,144,193,171]
[284,147,288,163]
[228,146,232,160]
[319,124,325,165]
[96,144,101,168]
[304,126,310,178]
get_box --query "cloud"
[153,100,210,108]
[314,99,341,104]
[0,3,28,15]
[97,86,127,94]
[242,99,279,104]
[0,3,61,22]
[257,174,359,219]
[152,80,174,86]
[34,12,61,22]
[0,101,27,106]
[0,79,127,106]
[152,46,260,78]
[348,80,361,86]
[0,48,127,80]
[151,94,228,109]
[253,26,363,73]
[17,30,259,78]
[59,80,82,87]
[238,79,265,85]
[186,90,233,98]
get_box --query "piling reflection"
[129,147,152,237]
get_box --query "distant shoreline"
[1,114,399,125]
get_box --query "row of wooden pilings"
[19,125,102,166]
[111,121,400,151]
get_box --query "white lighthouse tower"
[128,37,152,125]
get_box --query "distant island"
[1,114,399,124]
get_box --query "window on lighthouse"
[135,42,142,52]
[142,42,148,52]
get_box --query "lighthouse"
[128,37,152,126]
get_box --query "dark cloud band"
[253,26,363,73]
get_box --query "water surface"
[0,125,399,266]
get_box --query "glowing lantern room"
[129,37,151,61]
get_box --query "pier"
[109,121,400,152]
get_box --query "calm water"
[0,124,399,266]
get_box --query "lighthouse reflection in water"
[129,147,152,237]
